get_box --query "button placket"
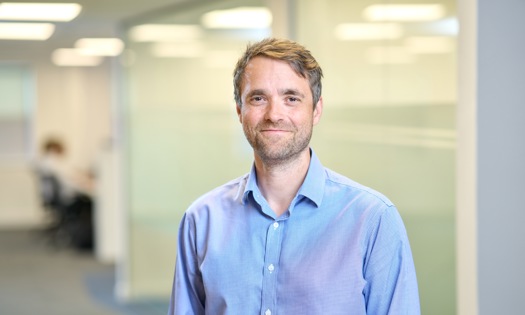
[260,220,284,315]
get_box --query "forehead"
[242,57,309,89]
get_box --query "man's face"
[237,56,323,165]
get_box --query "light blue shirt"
[168,150,420,315]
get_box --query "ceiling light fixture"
[0,22,55,40]
[129,24,202,42]
[334,23,403,41]
[51,48,103,66]
[150,42,205,58]
[0,2,81,22]
[419,18,459,36]
[75,38,124,56]
[201,7,272,29]
[363,4,445,22]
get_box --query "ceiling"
[0,0,189,61]
[0,0,457,63]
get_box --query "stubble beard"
[243,122,313,167]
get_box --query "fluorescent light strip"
[0,22,55,40]
[334,23,403,41]
[0,2,81,22]
[363,4,445,22]
[150,42,204,58]
[52,48,103,66]
[419,18,459,36]
[129,24,202,42]
[201,7,272,29]
[75,38,124,56]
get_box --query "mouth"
[257,123,294,136]
[259,124,292,132]
[260,129,290,134]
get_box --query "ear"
[236,103,242,123]
[313,97,323,125]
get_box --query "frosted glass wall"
[0,64,33,159]
[122,0,268,298]
[296,1,457,314]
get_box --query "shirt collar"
[241,149,325,208]
[297,149,325,207]
[241,163,259,204]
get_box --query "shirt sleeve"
[362,206,421,315]
[168,213,206,315]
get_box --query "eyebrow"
[245,88,306,99]
[279,88,305,98]
[246,89,267,99]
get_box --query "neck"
[254,149,311,217]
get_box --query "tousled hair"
[233,38,323,108]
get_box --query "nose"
[264,100,285,122]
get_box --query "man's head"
[233,38,323,108]
[43,138,64,156]
[233,39,324,165]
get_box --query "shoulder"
[324,168,394,208]
[184,173,248,218]
[322,169,410,248]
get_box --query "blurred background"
[0,0,523,314]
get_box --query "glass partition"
[0,63,33,160]
[296,1,457,314]
[122,0,457,313]
[122,0,268,298]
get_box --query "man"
[36,138,95,249]
[168,38,420,314]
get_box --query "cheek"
[243,117,259,130]
[241,109,262,125]
[292,112,314,126]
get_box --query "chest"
[198,208,368,313]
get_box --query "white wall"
[457,0,525,314]
[34,62,112,171]
[477,0,525,313]
[0,60,113,228]
[0,161,44,228]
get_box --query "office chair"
[38,173,72,247]
[37,171,94,250]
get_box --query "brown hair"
[233,38,323,108]
[42,138,65,155]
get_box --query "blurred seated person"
[37,138,94,202]
[35,137,95,250]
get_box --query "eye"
[249,95,266,105]
[286,96,302,105]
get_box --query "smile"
[260,129,291,134]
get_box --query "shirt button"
[273,222,279,229]
[268,264,275,272]
[265,309,271,315]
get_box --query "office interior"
[0,0,523,314]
